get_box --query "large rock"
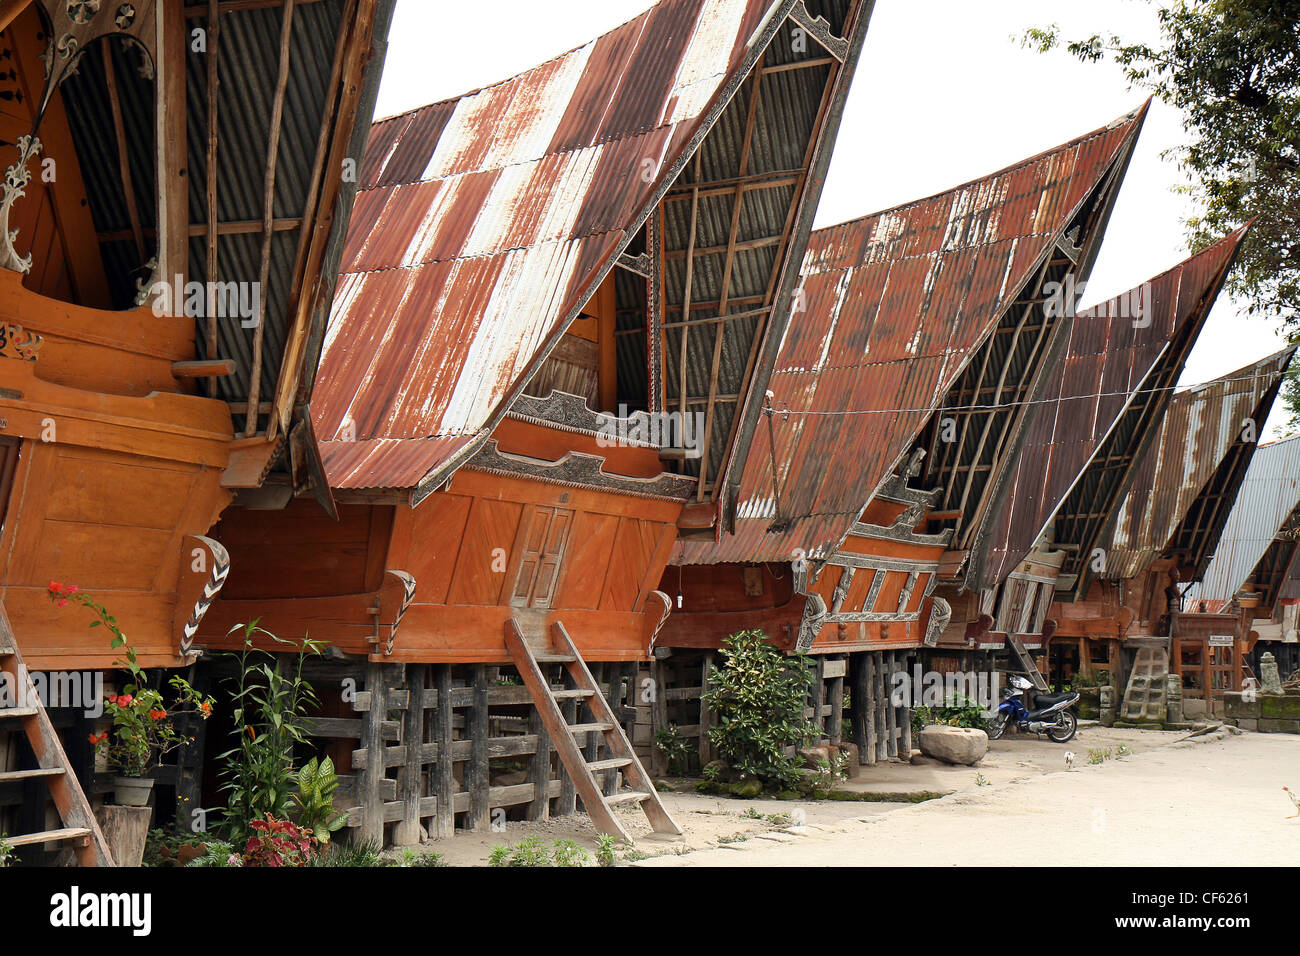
[917,726,988,766]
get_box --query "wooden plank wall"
[850,650,913,765]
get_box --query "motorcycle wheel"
[1045,709,1077,743]
[985,714,1008,740]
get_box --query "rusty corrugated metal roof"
[671,107,1148,565]
[313,0,803,491]
[980,228,1248,587]
[1106,347,1295,579]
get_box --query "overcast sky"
[375,0,1291,438]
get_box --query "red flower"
[88,732,108,746]
[246,726,256,741]
[48,581,63,595]
[106,695,117,706]
[149,709,167,721]
[117,694,134,708]
[200,701,212,713]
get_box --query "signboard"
[1208,634,1234,647]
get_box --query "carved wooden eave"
[460,440,698,503]
[506,390,663,450]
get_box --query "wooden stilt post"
[884,652,898,758]
[828,658,844,747]
[650,657,669,776]
[898,653,913,760]
[467,665,490,831]
[811,655,827,741]
[433,664,455,839]
[395,664,426,846]
[556,689,578,817]
[864,652,877,766]
[526,669,552,822]
[875,652,888,763]
[360,662,388,846]
[850,653,866,764]
[699,651,714,768]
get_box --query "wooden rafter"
[205,0,220,362]
[101,40,145,263]
[244,0,295,437]
[698,67,764,499]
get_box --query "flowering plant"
[49,582,215,777]
[241,815,318,867]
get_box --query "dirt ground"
[399,722,1299,866]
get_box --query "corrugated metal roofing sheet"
[1106,348,1295,579]
[981,229,1247,587]
[1184,434,1300,603]
[313,0,798,490]
[671,107,1147,565]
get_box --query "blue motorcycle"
[986,674,1078,743]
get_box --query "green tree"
[1023,2,1300,424]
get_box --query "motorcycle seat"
[1033,692,1073,708]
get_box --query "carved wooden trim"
[462,439,697,502]
[794,592,827,653]
[0,321,42,360]
[379,569,416,656]
[0,135,40,274]
[181,534,229,655]
[787,0,848,61]
[923,597,951,647]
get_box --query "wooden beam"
[244,0,296,437]
[101,49,145,263]
[184,0,326,13]
[173,358,235,378]
[204,0,221,363]
[0,0,33,34]
[156,0,190,302]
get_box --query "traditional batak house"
[655,108,1150,765]
[976,229,1251,686]
[1047,348,1294,719]
[1182,434,1300,684]
[0,0,395,864]
[194,0,877,846]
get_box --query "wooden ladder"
[0,602,113,866]
[506,619,682,844]
[1006,635,1049,692]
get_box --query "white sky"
[375,0,1290,438]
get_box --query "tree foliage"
[1023,2,1300,423]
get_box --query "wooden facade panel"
[599,517,660,612]
[904,572,931,613]
[399,492,473,605]
[845,568,876,612]
[510,506,573,608]
[216,500,391,600]
[554,511,619,610]
[33,520,173,591]
[809,565,840,605]
[446,498,524,606]
[874,570,906,613]
[45,451,194,530]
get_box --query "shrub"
[701,630,820,790]
[242,815,318,867]
[186,841,240,867]
[653,725,695,775]
[291,756,348,845]
[0,834,16,868]
[595,834,619,867]
[311,838,385,868]
[218,622,327,845]
[488,836,590,867]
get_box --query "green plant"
[701,630,820,790]
[488,836,590,867]
[595,834,619,867]
[291,756,348,845]
[218,622,327,845]
[717,831,749,844]
[765,811,794,828]
[701,762,723,782]
[742,807,763,820]
[810,752,850,794]
[49,583,214,777]
[1116,744,1132,758]
[185,841,239,867]
[0,833,16,867]
[654,724,695,776]
[394,848,445,867]
[241,815,318,867]
[975,773,990,787]
[1087,747,1114,766]
[143,826,210,867]
[311,838,385,868]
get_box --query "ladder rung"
[535,653,577,663]
[568,722,613,736]
[0,767,64,783]
[0,707,38,719]
[605,791,649,807]
[587,757,632,772]
[551,689,594,700]
[5,827,92,848]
